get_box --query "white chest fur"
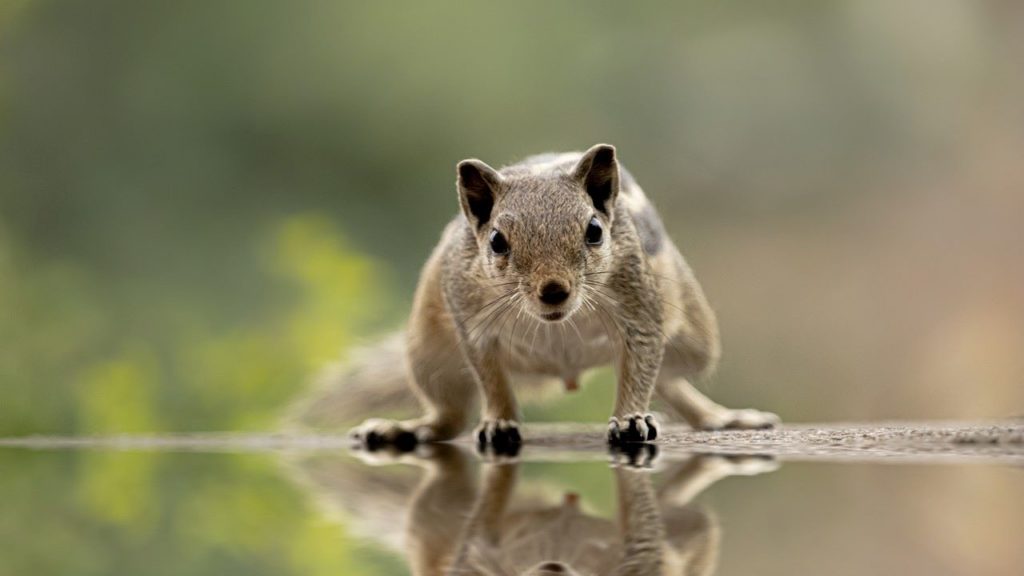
[496,304,619,380]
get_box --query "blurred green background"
[2,2,1024,575]
[2,0,1023,433]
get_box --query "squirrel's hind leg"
[350,328,476,450]
[348,410,469,451]
[655,373,779,431]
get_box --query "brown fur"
[284,446,778,576]
[346,144,778,446]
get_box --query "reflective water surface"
[2,444,1021,576]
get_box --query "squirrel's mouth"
[536,299,581,323]
[530,292,581,323]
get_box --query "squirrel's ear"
[457,159,503,230]
[574,144,619,216]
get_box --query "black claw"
[493,441,521,458]
[477,421,523,455]
[350,427,419,453]
[365,430,383,450]
[626,417,641,441]
[507,426,522,444]
[645,415,658,441]
[394,429,418,452]
[478,441,521,458]
[608,414,658,445]
[492,429,509,449]
[494,425,522,447]
[608,423,622,445]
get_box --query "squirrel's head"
[457,144,619,323]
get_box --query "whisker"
[492,297,519,348]
[468,307,509,350]
[466,297,515,345]
[461,288,518,328]
[566,315,586,350]
[464,300,510,340]
[528,311,544,354]
[584,289,625,349]
[506,293,527,353]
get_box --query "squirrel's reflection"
[286,446,777,576]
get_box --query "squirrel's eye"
[585,217,603,246]
[489,229,510,255]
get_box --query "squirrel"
[286,443,780,576]
[326,143,779,449]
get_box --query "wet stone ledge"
[0,420,1022,465]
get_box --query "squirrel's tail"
[283,331,418,430]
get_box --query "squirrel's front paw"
[348,418,419,452]
[475,419,522,456]
[608,413,658,444]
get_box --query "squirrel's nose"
[539,281,570,305]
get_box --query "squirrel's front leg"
[448,461,519,572]
[608,294,665,445]
[611,466,666,575]
[460,335,522,452]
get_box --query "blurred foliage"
[0,450,403,576]
[0,212,391,435]
[1,1,1023,574]
[2,0,1023,436]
